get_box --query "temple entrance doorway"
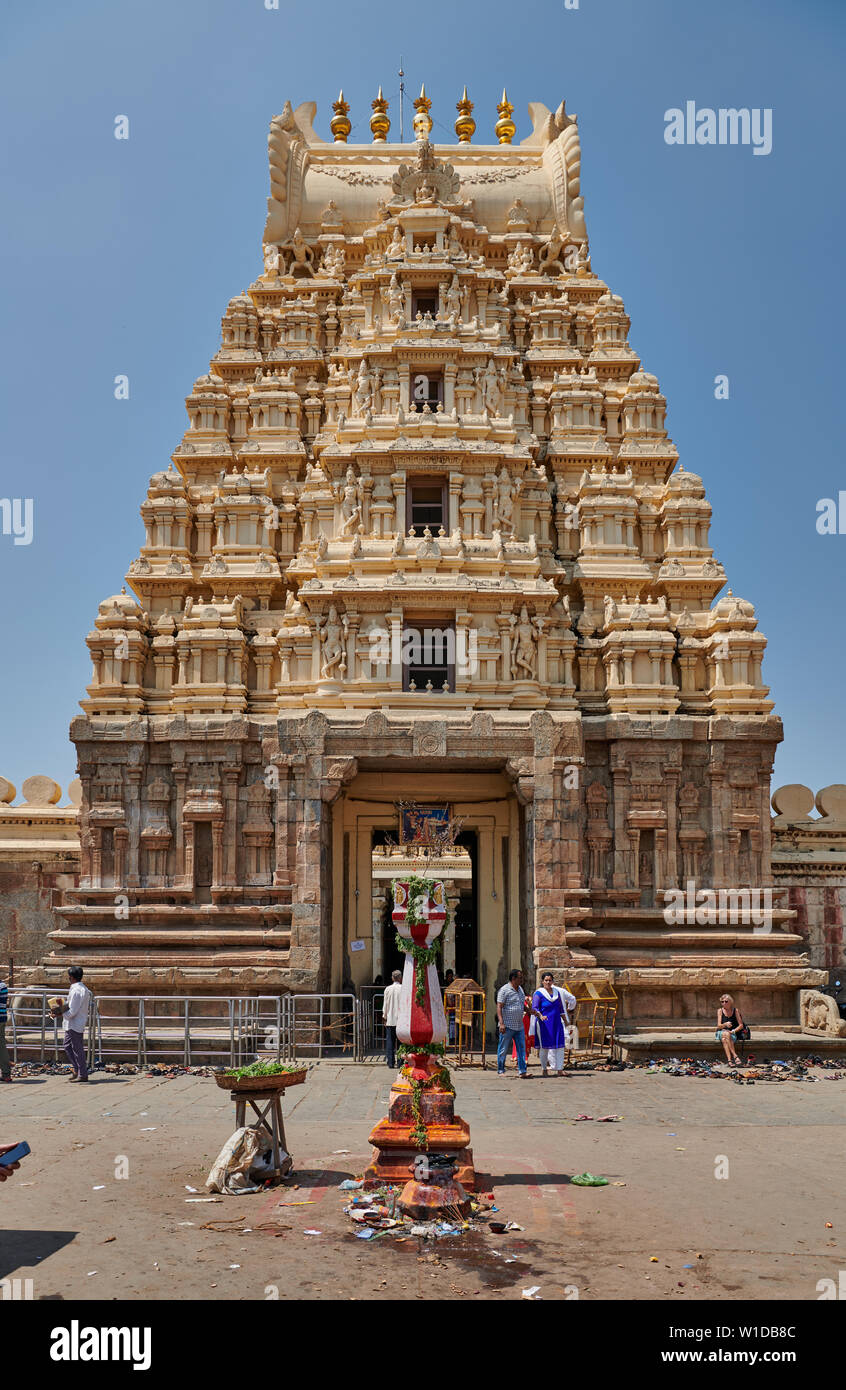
[333,767,521,1027]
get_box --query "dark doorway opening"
[638,828,655,908]
[454,830,479,981]
[195,822,214,905]
[100,828,115,887]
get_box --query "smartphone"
[0,1141,31,1166]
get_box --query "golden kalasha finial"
[413,83,433,141]
[495,87,516,144]
[330,90,351,144]
[370,87,390,142]
[455,86,475,143]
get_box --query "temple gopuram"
[22,87,828,1037]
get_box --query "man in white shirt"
[54,966,92,1083]
[382,970,402,1070]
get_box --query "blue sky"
[0,0,843,800]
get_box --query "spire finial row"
[329,88,518,144]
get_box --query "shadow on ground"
[0,1230,77,1279]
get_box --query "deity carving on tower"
[353,360,373,417]
[280,227,315,277]
[482,358,503,416]
[538,226,568,276]
[445,274,461,322]
[494,465,522,537]
[318,605,349,679]
[386,273,403,323]
[262,243,280,275]
[337,465,363,536]
[322,243,345,278]
[511,605,540,680]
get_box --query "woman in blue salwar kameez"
[531,972,576,1075]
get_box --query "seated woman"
[716,993,745,1067]
[532,972,576,1076]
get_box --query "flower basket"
[214,1068,307,1093]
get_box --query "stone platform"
[615,1028,846,1060]
[365,1065,475,1190]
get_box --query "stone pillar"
[372,880,386,981]
[114,826,129,889]
[444,363,457,415]
[497,613,512,682]
[442,883,459,975]
[172,763,188,884]
[212,820,224,889]
[398,363,410,413]
[273,759,293,886]
[388,610,403,692]
[221,766,240,885]
[448,472,462,531]
[610,750,631,887]
[526,715,567,975]
[663,763,680,889]
[391,472,405,536]
[345,613,360,681]
[184,821,195,890]
[708,753,727,888]
[125,766,143,889]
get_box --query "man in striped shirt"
[0,975,11,1082]
[496,969,543,1078]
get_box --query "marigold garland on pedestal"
[396,1042,455,1148]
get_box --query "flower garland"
[408,1078,428,1149]
[394,874,450,1008]
[397,1043,454,1149]
[393,876,453,1148]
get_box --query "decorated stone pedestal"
[365,876,475,1192]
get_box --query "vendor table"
[230,1089,293,1176]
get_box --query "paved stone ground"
[1,1060,844,1301]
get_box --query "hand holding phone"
[0,1141,30,1168]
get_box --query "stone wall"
[772,784,846,979]
[0,776,80,977]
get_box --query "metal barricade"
[5,988,373,1067]
[358,985,386,1059]
[8,988,62,1064]
[283,993,358,1061]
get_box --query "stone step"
[36,950,292,969]
[591,945,805,967]
[58,903,292,922]
[47,928,292,949]
[592,928,804,947]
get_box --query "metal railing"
[6,988,365,1067]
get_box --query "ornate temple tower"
[31,92,821,1028]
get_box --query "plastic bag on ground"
[206,1125,277,1194]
